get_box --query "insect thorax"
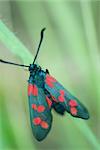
[28,64,46,88]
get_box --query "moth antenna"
[33,28,46,64]
[0,28,46,67]
[0,59,29,68]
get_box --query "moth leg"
[46,69,50,74]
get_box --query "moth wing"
[45,74,89,119]
[52,102,65,115]
[28,83,52,141]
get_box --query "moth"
[0,28,89,141]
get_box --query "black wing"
[45,74,89,119]
[28,83,52,141]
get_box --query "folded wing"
[28,83,52,141]
[45,74,89,119]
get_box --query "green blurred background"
[0,0,100,150]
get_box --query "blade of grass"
[46,1,100,149]
[0,20,33,64]
[80,1,100,107]
[0,91,18,150]
[0,21,36,149]
[74,119,100,150]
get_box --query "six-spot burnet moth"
[0,28,89,141]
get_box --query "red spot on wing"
[33,117,49,129]
[45,74,56,88]
[32,104,37,110]
[46,81,54,88]
[41,121,49,129]
[58,89,65,102]
[47,75,56,82]
[33,117,41,125]
[46,96,52,108]
[51,95,58,102]
[69,100,77,107]
[28,84,38,96]
[58,95,65,102]
[60,90,65,95]
[32,84,38,96]
[37,105,45,112]
[70,107,77,115]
